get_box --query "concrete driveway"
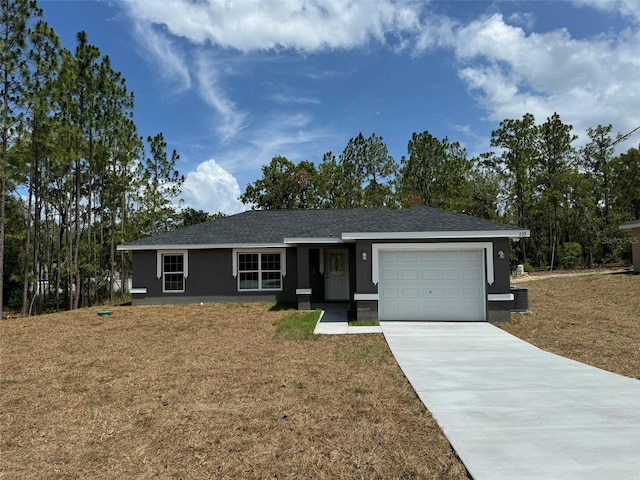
[381,322,640,480]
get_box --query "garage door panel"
[442,269,460,280]
[381,251,398,262]
[402,288,419,298]
[381,269,398,280]
[402,269,419,280]
[442,287,461,298]
[381,287,399,298]
[464,287,482,298]
[440,251,458,261]
[421,270,439,280]
[379,248,485,322]
[463,269,480,280]
[462,250,481,261]
[399,251,418,262]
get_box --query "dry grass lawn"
[500,272,640,379]
[3,273,637,479]
[0,304,468,479]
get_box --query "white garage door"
[378,249,485,321]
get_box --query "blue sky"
[40,0,640,214]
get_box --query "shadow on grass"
[269,301,298,311]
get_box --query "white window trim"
[157,250,189,293]
[232,248,287,292]
[372,242,494,286]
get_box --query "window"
[162,253,185,292]
[238,252,282,291]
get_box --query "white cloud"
[180,160,246,215]
[121,0,422,52]
[131,20,191,91]
[194,53,247,141]
[450,14,640,143]
[268,93,321,105]
[572,0,640,23]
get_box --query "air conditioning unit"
[510,286,529,313]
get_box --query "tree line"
[241,115,640,272]
[1,0,191,317]
[3,1,638,317]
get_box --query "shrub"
[560,242,583,269]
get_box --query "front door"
[325,249,349,300]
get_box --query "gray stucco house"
[117,206,530,322]
[619,219,640,272]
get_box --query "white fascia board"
[372,242,494,286]
[284,237,343,245]
[488,293,514,301]
[117,243,289,251]
[342,230,530,240]
[619,220,640,230]
[354,293,379,301]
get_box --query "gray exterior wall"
[131,248,297,305]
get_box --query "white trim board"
[619,220,640,230]
[354,293,379,301]
[488,293,514,301]
[284,237,343,245]
[371,242,495,286]
[343,230,529,241]
[118,243,289,251]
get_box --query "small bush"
[560,242,583,269]
[523,262,535,274]
[274,310,320,341]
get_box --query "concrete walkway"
[381,322,640,480]
[313,308,382,335]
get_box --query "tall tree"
[338,132,397,208]
[534,113,577,269]
[21,19,60,315]
[397,131,472,211]
[241,156,320,209]
[137,132,184,236]
[0,0,43,318]
[579,125,619,262]
[486,113,539,263]
[611,146,640,220]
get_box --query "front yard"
[0,304,466,479]
[500,272,640,379]
[1,272,637,478]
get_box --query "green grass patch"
[348,319,379,327]
[274,310,321,341]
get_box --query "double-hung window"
[160,251,187,293]
[237,252,282,291]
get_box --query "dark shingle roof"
[120,206,524,248]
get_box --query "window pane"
[239,253,258,271]
[163,254,183,273]
[164,273,184,291]
[239,272,259,290]
[261,253,281,271]
[261,272,281,290]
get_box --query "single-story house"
[619,219,640,272]
[117,206,530,322]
